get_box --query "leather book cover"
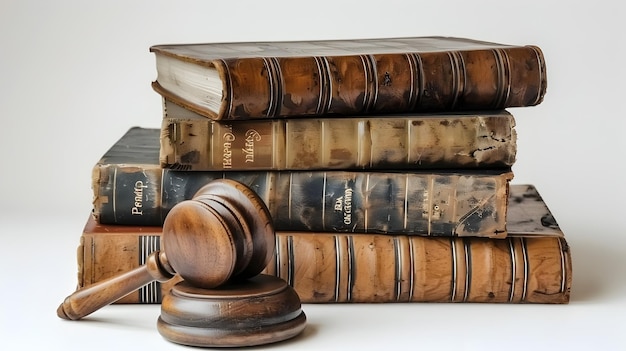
[160,98,517,171]
[94,128,512,236]
[78,184,571,304]
[150,36,546,120]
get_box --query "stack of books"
[76,37,571,305]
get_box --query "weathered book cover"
[161,98,517,171]
[78,185,571,304]
[150,36,546,120]
[94,127,513,237]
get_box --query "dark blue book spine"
[94,166,511,237]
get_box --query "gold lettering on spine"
[131,181,148,215]
[242,129,261,163]
[222,125,234,169]
[334,196,343,211]
[343,188,353,225]
[333,188,354,225]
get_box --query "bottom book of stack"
[75,184,571,304]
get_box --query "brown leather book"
[150,36,546,120]
[77,184,571,304]
[161,98,517,171]
[94,127,513,237]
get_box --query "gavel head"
[162,179,274,289]
[57,178,305,347]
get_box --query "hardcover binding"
[93,127,513,237]
[78,185,571,304]
[150,37,546,120]
[160,98,518,171]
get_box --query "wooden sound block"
[157,274,307,347]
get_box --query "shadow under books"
[567,229,626,303]
[67,305,158,331]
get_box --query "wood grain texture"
[158,276,306,347]
[58,179,276,319]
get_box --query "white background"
[1,0,625,350]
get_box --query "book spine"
[160,106,517,171]
[93,168,512,237]
[79,232,570,304]
[79,232,181,304]
[217,47,545,120]
[91,164,164,226]
[267,233,571,304]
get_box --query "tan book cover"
[77,184,571,304]
[161,98,517,171]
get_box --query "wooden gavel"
[57,179,306,347]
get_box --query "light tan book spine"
[160,99,516,171]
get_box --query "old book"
[160,98,517,171]
[94,127,513,237]
[150,36,546,120]
[78,184,571,304]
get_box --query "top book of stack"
[150,36,546,121]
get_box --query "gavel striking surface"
[158,275,306,347]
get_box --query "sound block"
[157,274,307,347]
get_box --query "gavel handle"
[57,251,175,320]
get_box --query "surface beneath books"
[1,211,624,350]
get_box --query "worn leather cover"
[93,127,512,237]
[79,184,571,304]
[150,36,546,120]
[160,98,517,171]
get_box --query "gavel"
[57,179,306,347]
